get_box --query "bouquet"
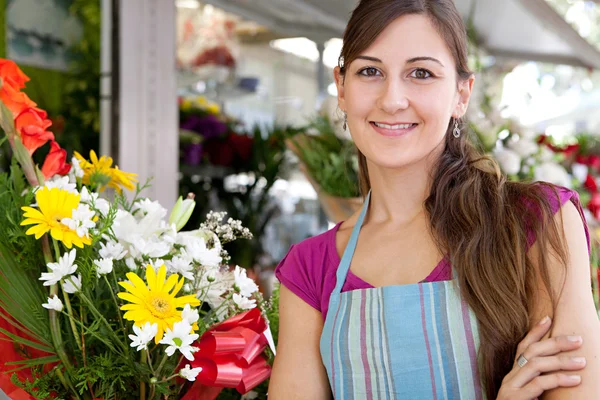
[0,59,274,399]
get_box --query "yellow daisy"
[74,150,138,193]
[21,187,92,248]
[118,264,200,343]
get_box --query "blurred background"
[1,0,600,306]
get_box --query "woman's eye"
[411,68,433,79]
[358,67,380,77]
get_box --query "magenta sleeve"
[274,244,322,312]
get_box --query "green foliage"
[291,116,359,198]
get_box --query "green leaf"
[4,355,61,373]
[0,327,54,353]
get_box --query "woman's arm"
[533,201,600,398]
[268,285,332,400]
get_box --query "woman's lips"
[370,121,418,137]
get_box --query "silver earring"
[343,112,347,131]
[453,118,461,138]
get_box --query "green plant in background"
[289,115,360,198]
[56,0,101,156]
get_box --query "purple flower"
[180,115,228,139]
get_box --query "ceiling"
[202,0,600,69]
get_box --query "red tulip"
[41,141,71,178]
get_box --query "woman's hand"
[497,316,586,399]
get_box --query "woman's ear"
[454,75,475,118]
[334,66,346,112]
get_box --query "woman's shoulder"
[274,222,342,311]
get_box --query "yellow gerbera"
[74,150,138,193]
[118,264,200,343]
[21,187,92,248]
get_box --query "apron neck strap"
[333,190,371,294]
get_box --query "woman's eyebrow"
[406,56,444,67]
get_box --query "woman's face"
[335,14,473,170]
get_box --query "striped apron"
[320,191,486,399]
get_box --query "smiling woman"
[269,0,600,399]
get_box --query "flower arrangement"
[0,60,274,399]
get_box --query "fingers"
[520,374,582,399]
[514,316,552,361]
[511,355,586,387]
[522,335,584,360]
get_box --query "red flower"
[588,192,600,221]
[14,107,54,155]
[0,59,29,90]
[0,81,37,117]
[41,141,71,178]
[584,174,598,193]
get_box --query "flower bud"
[169,194,196,231]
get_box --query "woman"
[269,0,600,399]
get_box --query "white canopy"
[203,0,600,69]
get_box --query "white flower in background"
[63,274,82,294]
[42,295,63,312]
[183,237,222,268]
[233,266,258,297]
[540,146,555,162]
[181,304,199,326]
[99,241,127,260]
[94,258,114,276]
[179,364,203,381]
[508,138,538,158]
[113,209,174,258]
[233,293,256,310]
[160,321,199,361]
[241,391,259,400]
[71,156,84,178]
[534,162,571,188]
[94,198,111,217]
[40,249,77,286]
[167,256,194,280]
[125,257,138,271]
[44,175,78,194]
[131,236,171,258]
[572,163,589,183]
[61,203,96,238]
[129,322,158,351]
[493,148,521,175]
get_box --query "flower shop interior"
[1,0,600,398]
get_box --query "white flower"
[534,162,571,188]
[493,148,522,175]
[94,198,111,217]
[179,364,203,381]
[79,186,96,204]
[160,321,199,361]
[99,241,127,260]
[129,322,158,351]
[71,156,84,178]
[184,237,222,268]
[61,203,96,238]
[125,257,138,271]
[181,304,199,326]
[167,256,194,280]
[241,391,259,400]
[233,293,256,310]
[40,249,77,286]
[44,176,78,194]
[131,236,171,258]
[572,163,589,183]
[132,199,167,218]
[508,138,539,158]
[234,266,258,297]
[94,258,114,276]
[63,274,82,294]
[42,295,63,312]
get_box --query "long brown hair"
[340,0,568,396]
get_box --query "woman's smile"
[369,121,419,137]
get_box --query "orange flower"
[41,141,71,178]
[0,81,36,116]
[15,107,54,154]
[0,59,30,90]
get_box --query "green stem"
[155,352,170,377]
[105,274,127,342]
[77,292,128,353]
[140,350,147,400]
[61,287,83,351]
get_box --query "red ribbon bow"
[182,308,272,399]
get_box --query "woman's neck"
[366,154,438,226]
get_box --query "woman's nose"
[376,78,409,115]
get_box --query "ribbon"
[182,308,274,399]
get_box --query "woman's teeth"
[373,122,414,129]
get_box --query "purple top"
[275,186,590,321]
